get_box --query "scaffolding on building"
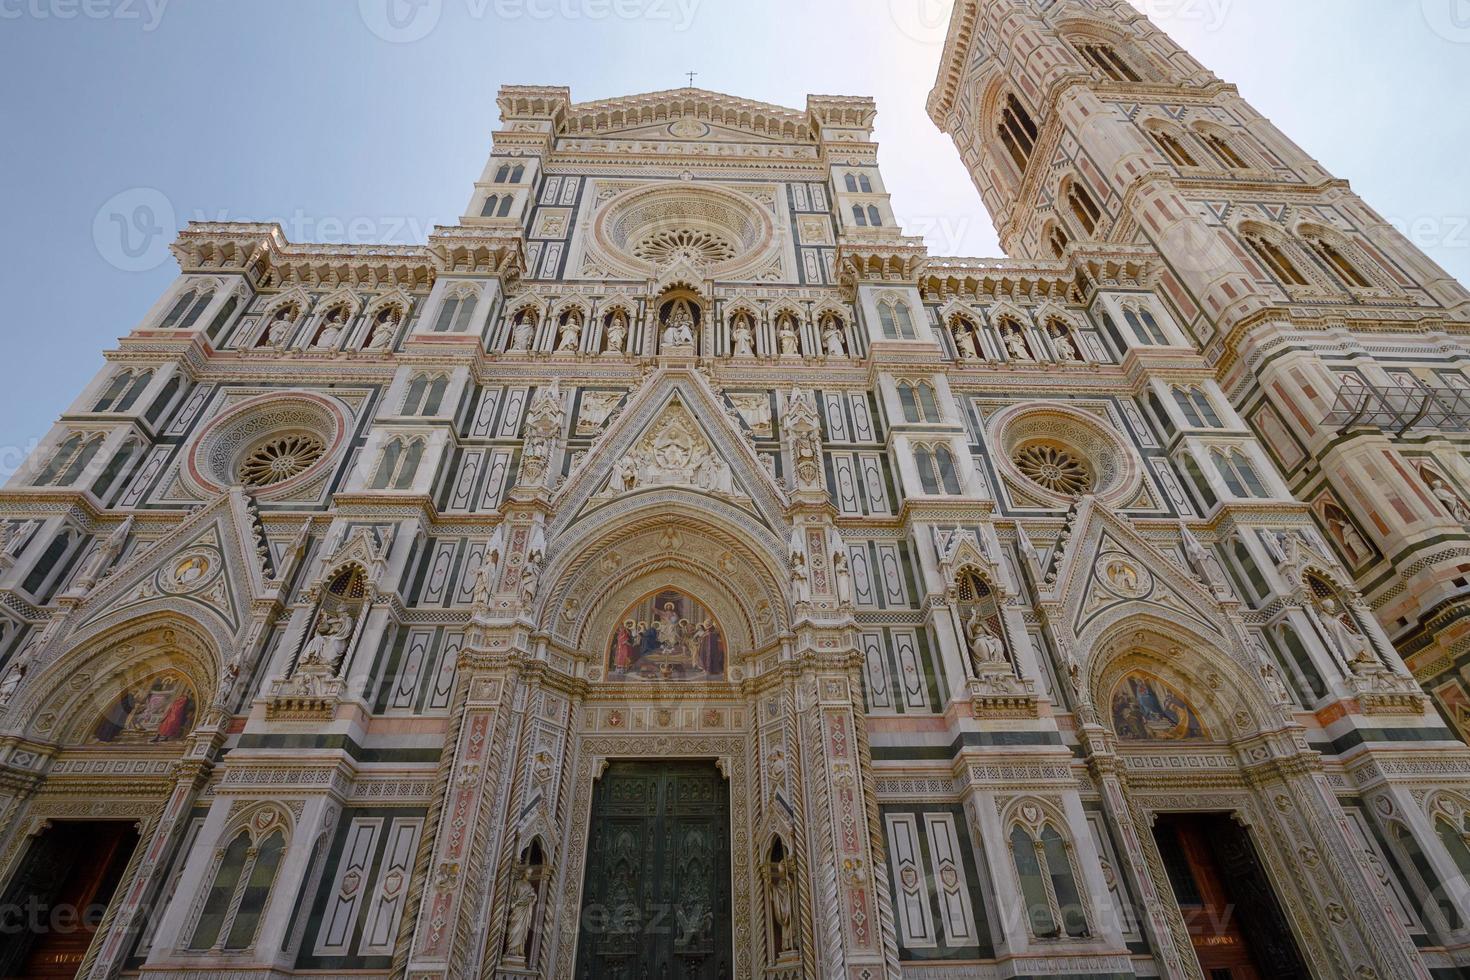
[1324,381,1470,435]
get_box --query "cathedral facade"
[3,1,1470,977]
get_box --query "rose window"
[1013,442,1093,496]
[632,228,737,266]
[237,433,326,488]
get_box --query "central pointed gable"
[1043,497,1228,652]
[561,88,814,143]
[551,369,788,536]
[66,488,271,649]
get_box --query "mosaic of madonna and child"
[607,589,727,681]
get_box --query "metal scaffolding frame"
[1324,382,1470,435]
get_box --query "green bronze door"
[575,761,732,979]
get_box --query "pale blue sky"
[1,0,1467,470]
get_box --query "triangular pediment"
[67,489,269,642]
[1045,498,1227,651]
[551,370,787,536]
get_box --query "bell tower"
[930,0,1470,720]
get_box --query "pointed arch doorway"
[574,760,733,978]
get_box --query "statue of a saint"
[265,312,295,348]
[966,610,1007,672]
[770,860,795,954]
[1050,325,1079,362]
[1316,597,1374,668]
[511,317,535,352]
[604,311,627,354]
[556,316,582,352]
[301,611,355,672]
[953,325,979,360]
[314,310,346,350]
[504,867,538,961]
[366,317,396,351]
[778,318,800,356]
[822,317,847,357]
[1005,327,1032,361]
[471,549,499,609]
[833,549,853,604]
[732,315,755,357]
[0,638,38,709]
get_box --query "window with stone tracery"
[158,287,215,329]
[434,290,478,333]
[914,443,961,496]
[999,94,1039,173]
[1150,128,1199,168]
[1066,181,1103,238]
[93,369,154,413]
[1244,231,1310,288]
[371,438,425,491]
[1076,41,1141,82]
[402,374,450,417]
[1171,386,1221,427]
[897,381,940,424]
[1009,818,1089,940]
[187,808,290,953]
[1122,305,1169,346]
[33,433,104,487]
[1210,447,1268,498]
[877,297,917,341]
[1194,125,1250,170]
[481,194,514,218]
[1304,234,1374,290]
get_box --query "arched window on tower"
[1172,386,1220,427]
[1197,128,1250,170]
[511,164,525,182]
[999,94,1039,173]
[852,205,868,227]
[495,164,512,183]
[1046,223,1071,259]
[1305,236,1373,289]
[1067,182,1103,238]
[34,433,104,487]
[859,174,873,193]
[845,173,858,192]
[1244,232,1310,287]
[481,194,514,218]
[1077,41,1141,82]
[187,808,289,952]
[1150,129,1199,168]
[867,205,883,227]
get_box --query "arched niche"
[540,497,788,669]
[1087,618,1282,743]
[16,614,220,746]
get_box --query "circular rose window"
[633,228,737,266]
[1013,441,1094,496]
[589,182,780,280]
[989,403,1142,506]
[185,391,348,500]
[237,433,327,488]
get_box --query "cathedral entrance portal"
[574,761,732,979]
[1152,813,1309,979]
[0,821,140,979]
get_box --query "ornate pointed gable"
[561,88,813,144]
[66,488,270,649]
[1043,497,1228,654]
[551,368,787,535]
